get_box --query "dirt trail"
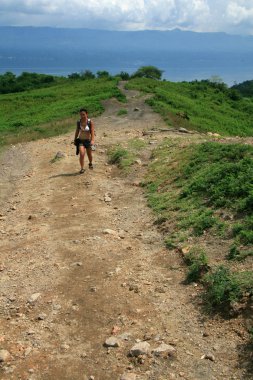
[0,84,250,380]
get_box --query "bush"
[131,66,163,80]
[117,109,128,116]
[203,266,242,310]
[183,248,209,283]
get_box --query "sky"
[0,0,253,35]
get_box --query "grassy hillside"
[0,77,124,146]
[127,78,253,137]
[108,77,252,317]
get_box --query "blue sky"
[1,0,253,35]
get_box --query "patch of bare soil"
[0,83,252,380]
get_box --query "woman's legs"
[79,146,85,171]
[86,147,92,166]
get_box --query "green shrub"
[108,145,135,170]
[183,248,209,283]
[117,108,128,116]
[203,266,242,310]
[108,146,129,164]
[227,245,253,261]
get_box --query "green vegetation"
[108,146,134,170]
[0,77,125,146]
[0,71,58,94]
[141,138,252,312]
[144,140,253,243]
[108,138,147,171]
[232,79,253,98]
[117,108,128,116]
[183,248,209,283]
[203,266,243,311]
[227,245,253,261]
[127,78,253,136]
[131,66,163,80]
[203,267,253,311]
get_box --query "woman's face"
[80,111,87,119]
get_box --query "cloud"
[0,0,253,34]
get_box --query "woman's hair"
[79,108,88,113]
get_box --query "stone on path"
[104,337,121,348]
[152,343,176,357]
[0,349,11,362]
[28,293,41,304]
[120,373,137,380]
[103,229,118,236]
[129,341,150,357]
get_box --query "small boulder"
[152,343,176,357]
[120,373,137,380]
[104,337,121,348]
[28,293,41,304]
[0,349,11,362]
[129,341,150,357]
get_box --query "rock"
[37,313,47,320]
[129,284,139,293]
[134,107,140,111]
[152,343,176,357]
[203,353,215,361]
[129,341,150,357]
[207,132,221,137]
[24,347,32,357]
[61,343,70,351]
[70,262,83,267]
[28,215,37,220]
[134,159,142,165]
[120,373,137,380]
[104,337,121,348]
[155,286,166,294]
[0,349,11,362]
[55,151,67,159]
[104,192,112,202]
[181,246,191,255]
[28,293,41,304]
[178,127,190,133]
[103,229,118,236]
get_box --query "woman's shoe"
[89,163,93,169]
[80,168,85,174]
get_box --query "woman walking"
[74,108,95,173]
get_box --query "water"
[0,50,252,86]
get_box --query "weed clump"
[203,266,242,311]
[183,248,209,283]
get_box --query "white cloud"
[0,0,253,34]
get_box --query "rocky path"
[0,84,250,380]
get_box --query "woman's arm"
[90,120,95,144]
[74,122,79,141]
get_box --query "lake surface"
[0,50,252,86]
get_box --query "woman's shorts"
[79,139,91,149]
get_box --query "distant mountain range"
[0,27,253,84]
[1,26,253,53]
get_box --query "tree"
[132,66,163,80]
[96,70,110,79]
[117,71,130,80]
[68,72,81,79]
[81,70,95,80]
